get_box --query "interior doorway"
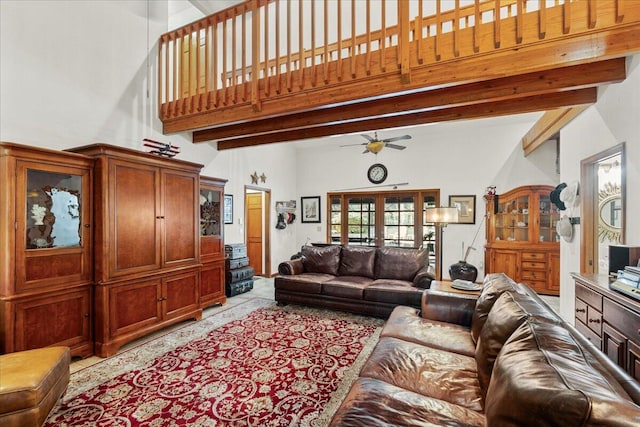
[580,143,626,274]
[245,186,271,277]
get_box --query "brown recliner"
[0,346,70,427]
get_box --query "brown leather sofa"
[329,273,640,426]
[275,245,434,317]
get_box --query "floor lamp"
[424,207,459,281]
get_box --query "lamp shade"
[424,207,459,224]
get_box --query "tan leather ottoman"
[0,346,70,427]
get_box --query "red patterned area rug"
[46,299,383,426]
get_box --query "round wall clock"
[367,163,388,184]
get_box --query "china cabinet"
[0,142,94,357]
[484,185,560,295]
[70,144,203,357]
[199,176,227,308]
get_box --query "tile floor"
[70,277,276,373]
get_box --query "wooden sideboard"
[572,273,640,381]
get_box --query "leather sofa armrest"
[413,265,436,289]
[278,258,305,275]
[421,289,478,327]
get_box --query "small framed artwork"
[224,194,233,224]
[301,196,321,223]
[449,195,476,224]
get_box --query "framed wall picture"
[301,196,321,223]
[224,194,233,224]
[449,195,476,224]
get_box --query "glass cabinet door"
[495,194,530,242]
[26,169,83,249]
[200,187,221,237]
[538,194,560,243]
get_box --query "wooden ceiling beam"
[521,106,590,156]
[217,88,596,150]
[193,58,624,143]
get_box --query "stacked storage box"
[224,244,254,296]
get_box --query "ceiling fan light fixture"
[367,141,385,153]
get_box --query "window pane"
[383,195,415,247]
[346,196,375,246]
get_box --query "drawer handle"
[576,308,586,313]
[588,318,601,324]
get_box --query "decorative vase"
[449,261,478,282]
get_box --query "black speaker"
[609,245,640,275]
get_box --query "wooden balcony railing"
[158,0,640,142]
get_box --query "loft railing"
[158,0,639,132]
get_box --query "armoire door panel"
[111,161,160,275]
[14,288,91,351]
[163,171,198,265]
[164,271,199,319]
[110,279,161,336]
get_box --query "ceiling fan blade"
[360,134,376,142]
[340,143,367,147]
[382,135,412,143]
[386,143,407,150]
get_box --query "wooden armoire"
[70,144,203,357]
[484,185,561,296]
[0,142,95,358]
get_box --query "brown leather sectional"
[329,273,640,426]
[275,245,435,317]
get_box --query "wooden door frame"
[244,185,271,277]
[580,143,626,274]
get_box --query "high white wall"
[558,54,640,322]
[0,0,299,273]
[294,114,558,278]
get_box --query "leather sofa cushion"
[301,245,341,275]
[360,337,483,412]
[471,273,521,344]
[485,320,640,426]
[374,247,428,281]
[382,306,476,357]
[365,280,422,307]
[275,274,333,294]
[475,291,529,398]
[476,290,563,398]
[328,377,486,427]
[322,277,372,299]
[338,246,376,278]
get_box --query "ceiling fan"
[341,132,411,154]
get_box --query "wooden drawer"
[575,298,588,324]
[522,252,546,261]
[521,269,546,281]
[603,298,640,346]
[576,319,602,349]
[575,283,603,311]
[521,261,546,270]
[587,305,603,337]
[526,280,548,294]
